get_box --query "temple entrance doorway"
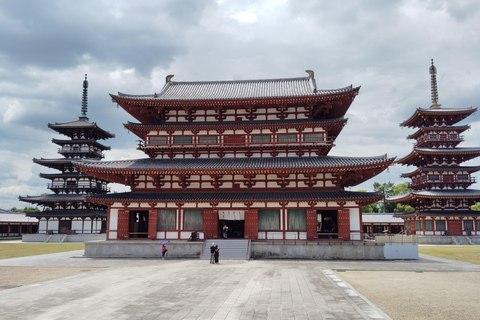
[129,210,149,238]
[316,210,338,239]
[218,210,245,239]
[59,219,72,234]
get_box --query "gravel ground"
[338,270,480,320]
[0,266,101,290]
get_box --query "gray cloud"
[0,0,479,209]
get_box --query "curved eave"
[85,190,382,205]
[48,121,115,140]
[400,107,477,128]
[74,156,395,185]
[401,166,480,178]
[396,148,480,165]
[26,209,107,218]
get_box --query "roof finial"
[305,70,314,79]
[429,59,441,109]
[80,74,89,119]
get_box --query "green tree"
[10,207,18,212]
[373,182,396,213]
[472,203,480,211]
[357,190,379,213]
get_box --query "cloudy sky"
[1,0,479,210]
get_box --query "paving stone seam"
[321,269,392,320]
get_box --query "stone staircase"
[201,239,250,260]
[451,236,472,245]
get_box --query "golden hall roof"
[111,71,359,102]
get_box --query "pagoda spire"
[429,59,441,109]
[80,74,89,120]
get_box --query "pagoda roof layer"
[387,189,480,203]
[86,190,382,204]
[48,118,115,139]
[407,125,470,140]
[26,209,107,219]
[75,155,394,175]
[401,166,480,178]
[396,147,480,166]
[39,172,92,179]
[34,158,101,171]
[113,75,358,102]
[19,194,87,204]
[400,107,476,128]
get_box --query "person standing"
[214,245,220,264]
[223,225,228,239]
[210,243,216,264]
[161,244,168,259]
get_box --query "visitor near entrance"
[210,243,216,264]
[162,244,168,259]
[223,225,228,239]
[214,245,220,263]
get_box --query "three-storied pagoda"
[76,71,394,241]
[388,61,480,235]
[19,76,115,234]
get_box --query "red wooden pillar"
[337,209,350,240]
[117,209,129,239]
[244,209,258,239]
[203,209,218,239]
[306,209,317,240]
[148,209,157,240]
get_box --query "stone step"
[201,239,250,260]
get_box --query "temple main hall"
[76,71,394,241]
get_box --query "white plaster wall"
[349,208,360,231]
[72,220,83,233]
[110,209,118,230]
[39,220,48,233]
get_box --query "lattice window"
[304,133,324,142]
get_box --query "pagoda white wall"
[349,207,361,240]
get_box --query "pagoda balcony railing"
[410,176,476,188]
[138,138,334,149]
[59,147,104,157]
[47,184,110,192]
[416,135,464,145]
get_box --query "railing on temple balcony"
[138,137,335,149]
[410,176,476,188]
[58,147,104,158]
[415,134,464,146]
[47,184,111,192]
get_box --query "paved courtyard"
[1,250,480,320]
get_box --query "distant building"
[76,71,394,241]
[388,61,480,236]
[362,213,404,238]
[0,209,38,238]
[19,75,115,235]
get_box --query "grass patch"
[0,243,85,260]
[419,246,480,265]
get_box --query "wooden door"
[203,209,218,239]
[117,209,129,239]
[244,209,258,239]
[337,209,350,240]
[148,209,158,240]
[306,209,317,240]
[448,220,462,235]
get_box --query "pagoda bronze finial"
[80,74,89,119]
[429,59,441,109]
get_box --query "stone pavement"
[1,251,480,320]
